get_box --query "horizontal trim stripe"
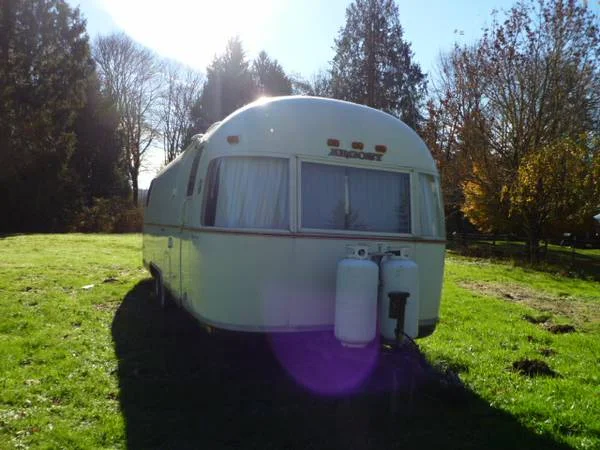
[144,222,181,230]
[144,222,446,244]
[179,308,439,334]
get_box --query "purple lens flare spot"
[269,331,380,396]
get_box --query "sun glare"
[98,0,276,69]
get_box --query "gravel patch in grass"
[459,280,599,328]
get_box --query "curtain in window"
[301,163,346,229]
[347,168,410,233]
[419,174,442,237]
[213,157,289,229]
[302,163,411,233]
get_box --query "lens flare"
[269,331,379,396]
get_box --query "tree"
[191,37,256,132]
[330,0,426,128]
[423,47,501,233]
[252,51,292,97]
[93,32,162,205]
[0,0,93,231]
[468,0,599,259]
[427,0,599,260]
[70,73,129,204]
[160,61,203,164]
[510,137,599,260]
[291,70,332,97]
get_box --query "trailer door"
[180,146,203,307]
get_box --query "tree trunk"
[132,176,138,206]
[2,0,14,73]
[527,232,540,264]
[366,16,375,107]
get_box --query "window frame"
[298,158,414,238]
[186,145,204,197]
[200,154,293,233]
[145,180,155,207]
[418,172,445,238]
[195,154,443,240]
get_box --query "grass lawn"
[0,234,598,449]
[447,238,600,281]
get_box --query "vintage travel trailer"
[143,96,445,344]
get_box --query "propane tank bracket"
[388,291,410,348]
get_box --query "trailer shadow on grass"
[112,280,572,450]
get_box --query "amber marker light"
[352,141,364,150]
[327,138,340,147]
[375,145,387,153]
[227,135,240,144]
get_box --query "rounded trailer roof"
[205,96,437,173]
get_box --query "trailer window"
[203,157,289,229]
[186,146,203,196]
[419,174,444,237]
[301,163,410,233]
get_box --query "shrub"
[71,198,143,233]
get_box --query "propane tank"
[334,245,379,347]
[379,248,420,340]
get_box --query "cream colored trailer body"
[143,96,445,337]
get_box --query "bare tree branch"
[93,32,163,205]
[160,61,204,164]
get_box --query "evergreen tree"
[330,0,426,128]
[252,51,292,97]
[0,0,93,231]
[192,37,256,132]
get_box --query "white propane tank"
[379,248,420,340]
[334,245,379,347]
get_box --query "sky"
[67,0,600,188]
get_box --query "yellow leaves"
[462,164,509,233]
[509,137,596,229]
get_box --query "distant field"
[0,234,598,449]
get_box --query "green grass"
[420,255,600,449]
[0,234,598,449]
[447,238,600,281]
[0,234,143,449]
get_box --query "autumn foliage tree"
[426,0,600,260]
[510,137,599,253]
[422,47,495,233]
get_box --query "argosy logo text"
[328,148,383,161]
